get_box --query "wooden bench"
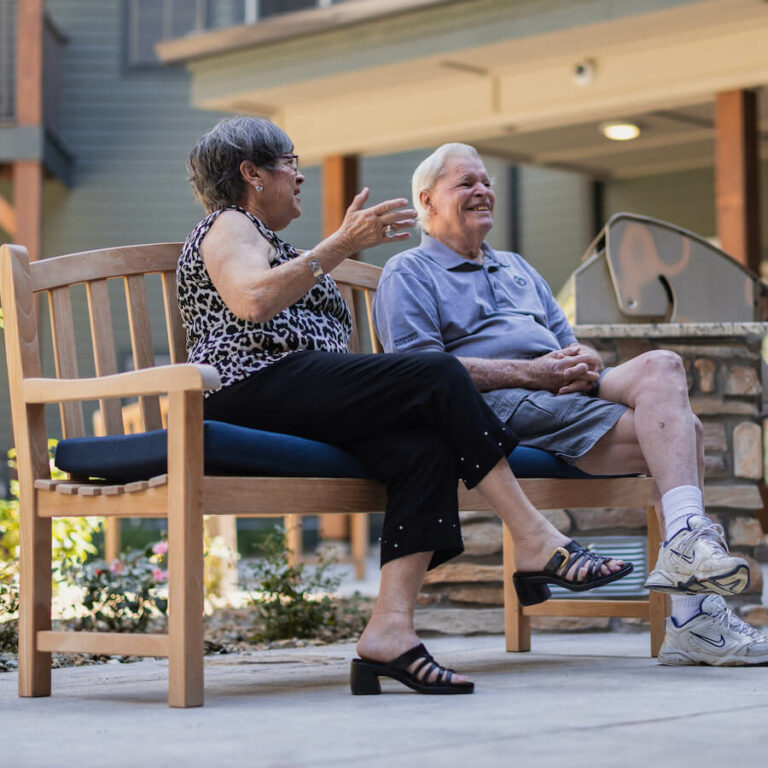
[0,241,663,707]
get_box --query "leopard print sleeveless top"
[177,206,352,395]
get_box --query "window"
[242,0,334,24]
[127,0,208,66]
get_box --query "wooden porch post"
[13,0,45,262]
[319,155,359,544]
[714,89,761,274]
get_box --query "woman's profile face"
[260,154,305,230]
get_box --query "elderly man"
[373,142,768,666]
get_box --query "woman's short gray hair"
[187,116,293,213]
[412,143,481,229]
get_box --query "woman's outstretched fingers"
[347,187,370,210]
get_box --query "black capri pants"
[204,351,518,570]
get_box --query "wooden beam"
[715,89,761,273]
[13,0,44,261]
[0,192,16,237]
[16,0,44,126]
[320,155,359,542]
[11,162,42,262]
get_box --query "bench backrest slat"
[86,278,124,436]
[161,271,187,364]
[48,286,86,438]
[123,274,163,432]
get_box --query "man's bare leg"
[579,350,701,494]
[574,350,748,597]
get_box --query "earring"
[255,184,263,192]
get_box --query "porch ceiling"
[158,0,768,177]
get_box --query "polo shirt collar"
[419,233,498,271]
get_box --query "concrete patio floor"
[2,630,767,768]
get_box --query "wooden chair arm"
[22,364,221,404]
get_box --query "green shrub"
[247,529,350,642]
[0,445,101,652]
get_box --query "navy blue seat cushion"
[55,420,592,484]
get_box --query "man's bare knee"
[634,350,688,403]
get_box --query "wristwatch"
[307,256,325,285]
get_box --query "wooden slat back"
[332,258,384,355]
[29,243,183,292]
[124,274,163,431]
[161,271,187,364]
[86,279,124,436]
[47,286,86,438]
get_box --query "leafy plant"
[64,541,169,633]
[0,444,100,650]
[246,529,350,642]
[0,564,19,652]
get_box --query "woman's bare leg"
[356,551,470,683]
[476,458,624,580]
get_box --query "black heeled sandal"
[350,643,474,695]
[513,540,634,607]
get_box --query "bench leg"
[18,491,52,697]
[647,504,667,657]
[167,391,204,708]
[503,524,530,652]
[285,515,302,567]
[351,513,369,581]
[104,517,121,562]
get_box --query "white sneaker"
[645,515,750,595]
[658,595,768,666]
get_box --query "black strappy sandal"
[350,643,474,695]
[513,539,634,607]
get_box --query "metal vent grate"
[548,535,649,598]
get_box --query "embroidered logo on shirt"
[394,331,418,347]
[513,275,528,287]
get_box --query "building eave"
[156,0,461,64]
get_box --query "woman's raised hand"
[336,188,417,255]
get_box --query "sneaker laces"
[674,520,729,556]
[709,602,767,641]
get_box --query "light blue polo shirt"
[372,233,577,422]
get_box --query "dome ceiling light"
[601,121,641,141]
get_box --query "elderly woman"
[178,117,630,696]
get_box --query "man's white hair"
[412,143,481,230]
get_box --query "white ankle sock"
[670,594,705,625]
[661,485,704,540]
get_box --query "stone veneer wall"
[415,323,768,635]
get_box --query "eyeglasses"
[278,154,299,172]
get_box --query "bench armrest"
[23,364,221,404]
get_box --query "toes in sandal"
[350,643,474,695]
[513,540,634,607]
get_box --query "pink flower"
[152,568,168,583]
[109,560,125,575]
[151,541,168,556]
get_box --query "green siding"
[604,161,768,272]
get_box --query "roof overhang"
[158,0,768,176]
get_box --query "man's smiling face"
[423,155,495,246]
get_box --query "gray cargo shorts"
[506,386,627,464]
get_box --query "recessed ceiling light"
[601,121,641,141]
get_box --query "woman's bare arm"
[202,189,415,323]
